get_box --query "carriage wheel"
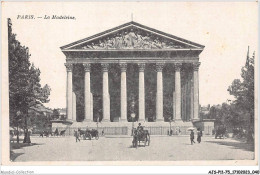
[83,134,86,140]
[144,138,147,147]
[95,134,99,140]
[89,134,92,140]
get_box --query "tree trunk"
[16,125,19,143]
[247,113,254,143]
[23,109,31,143]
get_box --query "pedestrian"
[74,130,80,142]
[40,131,44,137]
[197,128,203,143]
[190,130,195,145]
[176,127,179,135]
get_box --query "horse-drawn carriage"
[215,125,227,139]
[40,129,66,137]
[132,128,150,148]
[78,128,99,140]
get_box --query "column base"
[101,119,111,122]
[65,119,74,124]
[156,118,165,122]
[174,119,184,124]
[191,119,200,122]
[83,119,93,122]
[120,119,128,122]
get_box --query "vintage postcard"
[1,1,259,171]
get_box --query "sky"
[3,2,258,109]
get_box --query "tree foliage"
[228,48,254,125]
[8,18,51,129]
[208,47,255,140]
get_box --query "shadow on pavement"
[11,142,44,150]
[10,151,24,161]
[128,144,147,149]
[205,139,254,152]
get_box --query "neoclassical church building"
[59,21,207,131]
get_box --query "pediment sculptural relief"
[81,28,185,50]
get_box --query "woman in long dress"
[197,128,202,143]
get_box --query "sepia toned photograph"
[1,1,258,168]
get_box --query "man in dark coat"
[137,123,143,131]
[190,130,195,145]
[197,128,203,143]
[74,130,80,142]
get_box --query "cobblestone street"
[11,136,254,161]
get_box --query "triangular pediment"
[61,21,204,50]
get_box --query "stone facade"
[60,21,204,125]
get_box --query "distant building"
[199,104,210,120]
[56,108,67,120]
[29,104,54,131]
[200,104,210,115]
[29,103,53,119]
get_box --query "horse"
[60,130,66,136]
[53,128,59,136]
[132,128,150,148]
[77,129,89,139]
[88,129,99,140]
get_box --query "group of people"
[168,127,182,136]
[190,128,203,145]
[74,128,104,142]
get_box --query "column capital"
[156,63,164,72]
[119,63,127,72]
[138,63,145,72]
[174,63,182,71]
[101,63,109,72]
[65,63,73,72]
[192,62,201,71]
[83,63,91,72]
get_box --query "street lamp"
[130,98,135,136]
[96,116,99,131]
[169,119,173,136]
[131,113,135,136]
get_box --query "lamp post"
[130,97,135,136]
[96,116,99,131]
[169,119,173,136]
[131,113,135,136]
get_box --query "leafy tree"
[228,47,255,142]
[53,109,60,120]
[8,18,51,143]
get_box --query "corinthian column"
[120,63,127,122]
[138,63,145,121]
[65,63,73,121]
[101,63,110,122]
[156,63,164,122]
[174,63,182,121]
[83,63,92,122]
[72,92,76,121]
[193,62,200,120]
